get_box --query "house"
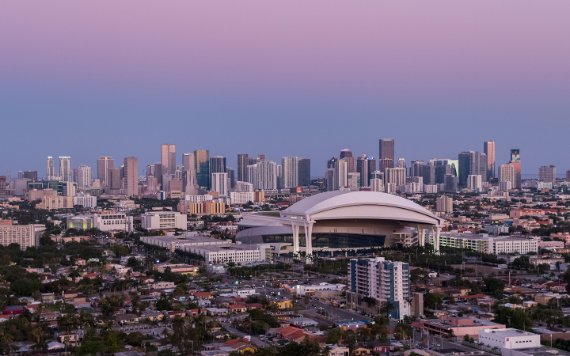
[327,345,350,356]
[228,303,247,313]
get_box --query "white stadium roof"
[281,190,442,226]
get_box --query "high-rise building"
[298,158,311,186]
[237,154,249,182]
[538,165,556,183]
[458,151,487,187]
[379,138,395,172]
[59,156,72,182]
[566,170,570,181]
[282,156,299,189]
[370,170,384,192]
[484,140,496,181]
[340,149,356,172]
[20,171,38,182]
[75,165,92,189]
[123,156,139,197]
[510,149,521,189]
[334,159,348,190]
[385,167,406,188]
[46,156,56,180]
[97,156,115,189]
[499,163,516,191]
[348,257,411,319]
[247,160,278,190]
[443,174,458,193]
[182,153,198,194]
[211,172,229,197]
[194,149,210,189]
[436,195,453,213]
[467,175,483,192]
[161,144,177,175]
[209,156,226,174]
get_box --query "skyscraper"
[333,159,348,190]
[340,149,356,172]
[499,163,516,191]
[123,156,139,197]
[538,165,556,183]
[209,156,226,174]
[483,140,496,181]
[379,138,395,172]
[194,149,210,189]
[298,158,311,186]
[182,153,198,194]
[282,156,299,189]
[458,151,487,187]
[46,156,56,180]
[75,165,92,189]
[356,154,375,187]
[161,144,177,175]
[59,156,72,182]
[97,156,115,189]
[237,154,249,182]
[510,149,522,189]
[247,160,278,190]
[211,172,229,197]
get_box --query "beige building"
[0,221,41,250]
[123,156,139,197]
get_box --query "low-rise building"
[141,211,187,231]
[478,328,541,350]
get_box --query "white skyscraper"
[467,174,483,192]
[282,156,299,189]
[334,159,348,190]
[75,165,92,189]
[247,160,278,190]
[46,156,56,180]
[211,172,229,197]
[59,156,72,182]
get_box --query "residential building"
[0,221,40,250]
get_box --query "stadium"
[236,190,444,258]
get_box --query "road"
[220,322,268,348]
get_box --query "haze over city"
[1,0,569,174]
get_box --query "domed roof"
[282,190,441,226]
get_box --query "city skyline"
[1,1,569,176]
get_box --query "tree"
[424,292,443,310]
[483,277,506,298]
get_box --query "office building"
[211,172,229,197]
[298,158,311,186]
[97,156,115,189]
[478,329,540,350]
[567,170,570,181]
[340,149,356,172]
[370,170,385,192]
[538,165,556,183]
[19,171,38,182]
[347,257,410,319]
[209,156,226,175]
[385,167,406,189]
[73,192,97,208]
[194,149,210,188]
[333,159,348,190]
[59,156,72,182]
[510,149,522,189]
[74,165,92,189]
[141,211,187,231]
[458,151,487,187]
[237,154,249,182]
[0,221,40,250]
[435,233,538,255]
[123,156,139,197]
[436,195,453,214]
[282,156,299,189]
[161,144,176,175]
[484,140,496,181]
[357,155,376,187]
[378,138,395,172]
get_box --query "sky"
[1,1,569,177]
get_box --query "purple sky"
[1,1,569,176]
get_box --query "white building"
[74,165,92,189]
[282,156,299,189]
[478,328,540,350]
[140,235,228,252]
[247,160,278,191]
[348,257,411,319]
[435,233,538,255]
[229,191,255,205]
[234,181,254,192]
[93,212,134,232]
[0,222,41,250]
[436,195,453,214]
[211,172,229,197]
[141,211,187,231]
[291,282,345,296]
[73,192,97,209]
[186,244,269,265]
[467,174,483,192]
